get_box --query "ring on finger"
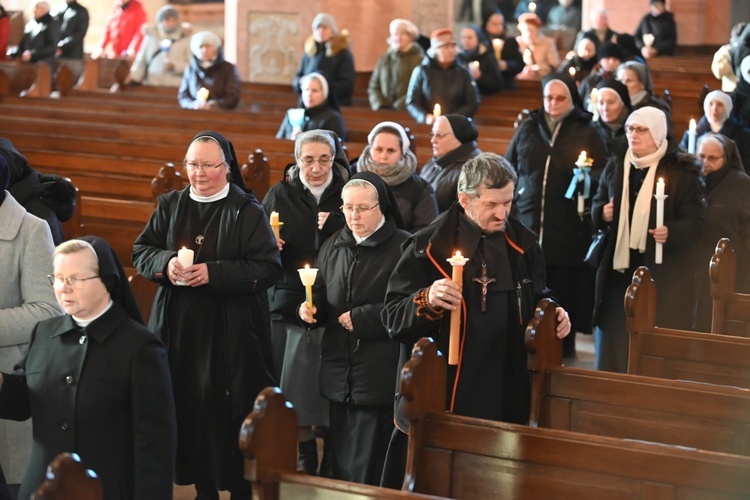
[437,292,444,299]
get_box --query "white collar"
[189,183,230,202]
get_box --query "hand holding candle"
[298,264,318,313]
[269,211,284,242]
[654,178,667,264]
[446,251,469,365]
[687,118,697,154]
[176,247,194,286]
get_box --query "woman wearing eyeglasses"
[693,134,750,331]
[506,72,607,358]
[591,107,705,373]
[0,236,176,500]
[298,172,409,485]
[261,129,350,476]
[133,131,281,499]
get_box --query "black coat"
[592,118,629,158]
[0,304,176,500]
[457,44,504,95]
[313,218,409,406]
[634,11,677,56]
[679,115,750,172]
[293,34,356,106]
[11,13,58,63]
[56,1,89,59]
[178,55,241,110]
[591,149,706,329]
[406,56,480,123]
[506,107,608,265]
[382,204,550,431]
[419,142,481,213]
[262,162,348,322]
[276,103,348,141]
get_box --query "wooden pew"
[239,387,441,500]
[33,452,103,500]
[710,238,750,337]
[0,61,51,97]
[526,299,750,456]
[626,266,750,389]
[401,336,750,498]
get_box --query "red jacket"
[0,16,9,61]
[98,0,147,58]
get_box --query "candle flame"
[454,251,462,258]
[569,67,575,76]
[659,177,664,183]
[304,264,310,269]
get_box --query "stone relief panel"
[247,12,299,84]
[413,0,452,37]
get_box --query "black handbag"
[584,228,610,268]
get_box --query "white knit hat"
[312,13,339,34]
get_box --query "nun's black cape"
[132,131,282,491]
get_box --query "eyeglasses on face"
[184,160,224,172]
[48,275,100,288]
[299,155,333,167]
[340,203,379,215]
[429,132,452,140]
[698,154,723,163]
[543,95,568,103]
[625,125,650,135]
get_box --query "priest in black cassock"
[380,152,570,488]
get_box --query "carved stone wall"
[247,13,298,84]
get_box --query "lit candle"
[523,48,533,64]
[433,103,441,118]
[492,38,504,59]
[529,1,537,13]
[298,264,319,312]
[687,119,697,154]
[470,61,480,71]
[574,151,591,215]
[589,88,599,121]
[643,33,655,48]
[446,251,469,365]
[196,87,210,102]
[176,247,194,286]
[269,211,284,242]
[654,178,666,264]
[568,67,576,78]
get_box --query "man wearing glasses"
[419,114,482,213]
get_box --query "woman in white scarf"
[591,106,706,373]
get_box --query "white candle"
[176,247,194,286]
[492,38,504,59]
[446,251,469,366]
[654,178,666,264]
[297,264,319,311]
[575,151,589,216]
[433,103,441,118]
[470,61,480,71]
[529,1,537,13]
[196,87,210,102]
[269,211,283,241]
[687,119,697,154]
[569,67,576,78]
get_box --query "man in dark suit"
[56,0,89,59]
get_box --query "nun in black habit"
[132,131,282,499]
[298,171,410,485]
[0,236,176,500]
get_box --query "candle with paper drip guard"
[269,211,284,241]
[196,87,210,102]
[433,103,441,118]
[571,151,594,216]
[298,264,318,312]
[447,251,469,365]
[654,178,667,264]
[687,119,697,154]
[492,38,504,60]
[176,247,194,286]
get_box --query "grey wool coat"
[0,191,62,483]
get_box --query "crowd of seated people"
[2,4,750,497]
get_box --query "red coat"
[0,16,9,61]
[98,0,146,58]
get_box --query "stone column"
[226,0,454,83]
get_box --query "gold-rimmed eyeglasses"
[184,160,224,172]
[340,203,379,215]
[48,275,100,288]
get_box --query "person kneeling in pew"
[380,152,570,488]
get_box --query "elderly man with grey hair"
[380,152,570,488]
[10,2,59,64]
[128,5,192,86]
